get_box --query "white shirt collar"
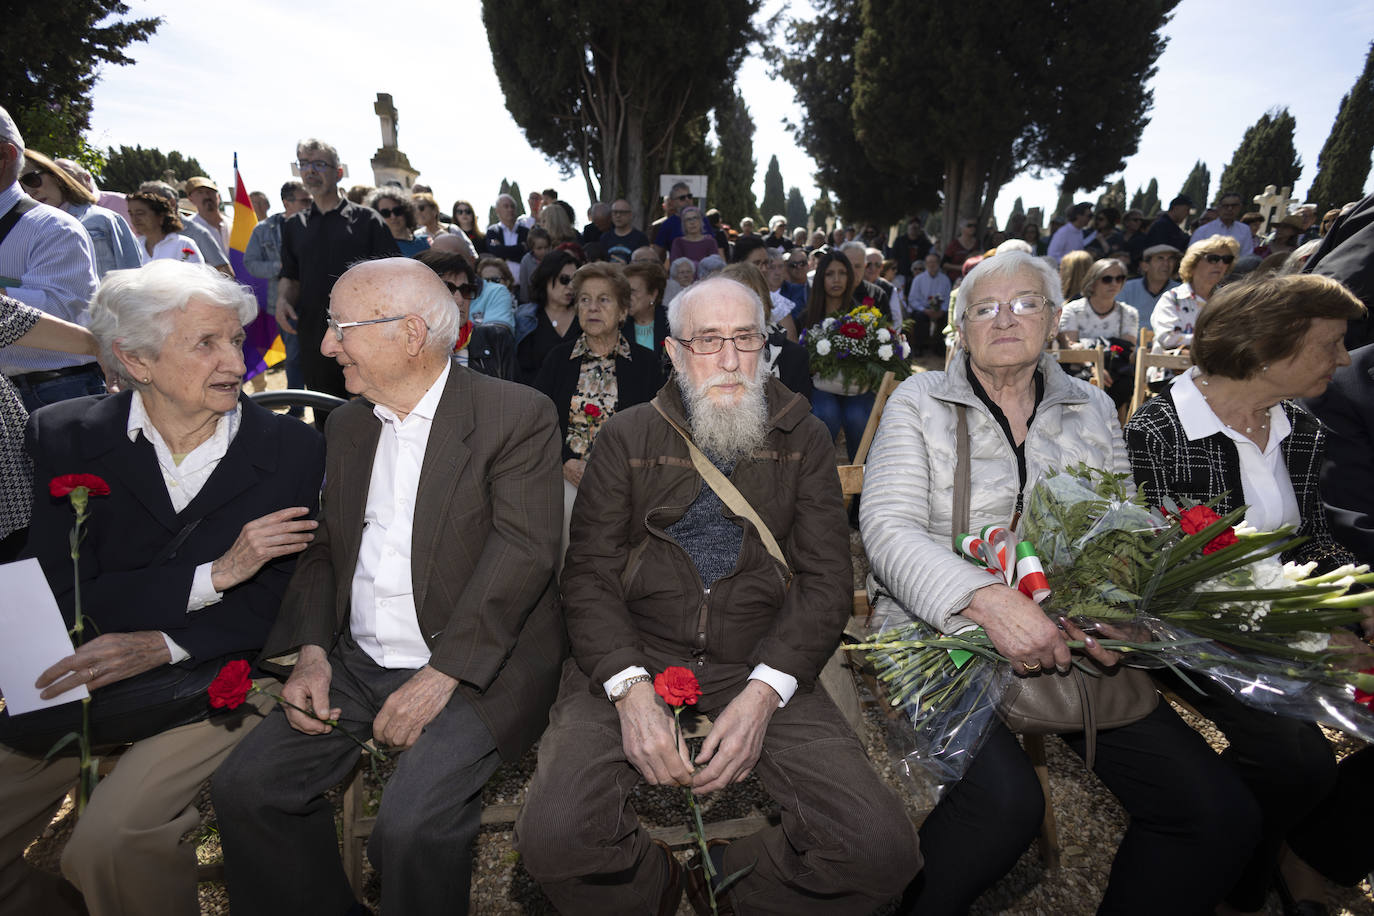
[1171,367,1291,448]
[372,359,450,427]
[126,389,242,448]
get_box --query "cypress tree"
[760,155,787,221]
[709,92,758,225]
[786,187,808,231]
[1179,161,1211,212]
[1218,108,1302,209]
[1307,41,1374,211]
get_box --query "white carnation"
[822,317,836,330]
[877,328,892,343]
[878,344,894,361]
[816,338,832,356]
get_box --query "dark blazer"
[1305,191,1374,349]
[1124,386,1355,571]
[483,222,529,264]
[533,336,663,462]
[23,392,324,662]
[1302,343,1374,565]
[261,365,567,760]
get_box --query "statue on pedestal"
[370,92,418,189]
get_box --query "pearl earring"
[143,377,151,384]
[1261,364,1269,372]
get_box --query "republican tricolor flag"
[229,153,285,380]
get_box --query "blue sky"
[84,0,1373,233]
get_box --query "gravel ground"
[24,365,1374,914]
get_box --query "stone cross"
[1252,185,1292,235]
[375,93,398,150]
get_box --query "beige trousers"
[0,683,273,916]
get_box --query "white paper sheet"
[0,558,88,714]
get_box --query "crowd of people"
[2,99,1374,916]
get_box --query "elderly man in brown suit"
[515,277,919,915]
[212,258,565,916]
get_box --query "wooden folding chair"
[1130,349,1193,416]
[1049,347,1107,388]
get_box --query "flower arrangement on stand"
[802,305,913,394]
[850,465,1374,799]
[46,474,111,813]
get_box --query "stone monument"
[370,93,419,189]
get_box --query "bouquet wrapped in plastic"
[852,465,1374,806]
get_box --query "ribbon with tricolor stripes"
[955,524,1052,604]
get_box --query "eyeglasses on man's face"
[296,159,335,173]
[376,207,405,219]
[673,332,768,354]
[325,311,407,341]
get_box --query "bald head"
[334,258,459,353]
[427,233,476,265]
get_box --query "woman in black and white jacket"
[1125,272,1368,916]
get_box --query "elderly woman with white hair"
[0,260,324,916]
[859,250,1259,913]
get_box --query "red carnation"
[583,403,602,418]
[862,296,875,307]
[1177,505,1238,555]
[654,666,701,707]
[208,659,254,710]
[839,322,867,339]
[1110,344,1125,354]
[182,248,195,256]
[50,474,111,498]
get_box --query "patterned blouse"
[0,295,41,537]
[565,334,632,458]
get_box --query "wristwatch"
[609,674,653,703]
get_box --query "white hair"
[838,240,866,256]
[295,138,339,166]
[764,246,785,263]
[955,251,1062,324]
[769,215,787,229]
[0,105,22,149]
[667,277,766,338]
[996,239,1033,255]
[89,261,257,389]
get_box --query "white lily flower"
[1282,561,1318,582]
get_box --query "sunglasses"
[1100,275,1127,284]
[611,209,632,215]
[454,207,473,216]
[19,170,44,189]
[444,281,477,299]
[1202,253,1236,265]
[556,274,575,286]
[376,207,405,219]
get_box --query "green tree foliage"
[99,145,207,193]
[1179,161,1210,211]
[810,188,835,233]
[1308,42,1374,212]
[1097,178,1127,214]
[709,93,758,225]
[786,187,808,230]
[760,155,787,219]
[1130,178,1161,218]
[1052,187,1075,223]
[837,0,1177,231]
[1006,197,1025,233]
[1218,108,1302,210]
[3,1,160,158]
[772,1,937,225]
[482,2,760,228]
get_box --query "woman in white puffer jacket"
[859,251,1258,915]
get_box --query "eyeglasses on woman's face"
[963,294,1050,323]
[1202,253,1235,265]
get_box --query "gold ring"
[1023,661,1042,673]
[88,666,99,681]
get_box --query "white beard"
[681,361,771,463]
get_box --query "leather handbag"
[953,404,1157,769]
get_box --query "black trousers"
[1287,745,1374,887]
[901,702,1260,915]
[212,636,501,916]
[1156,669,1339,910]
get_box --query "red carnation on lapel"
[50,474,111,498]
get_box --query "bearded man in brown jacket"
[515,277,919,915]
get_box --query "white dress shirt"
[126,391,242,661]
[908,269,952,314]
[1171,369,1300,532]
[350,360,451,669]
[137,233,204,264]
